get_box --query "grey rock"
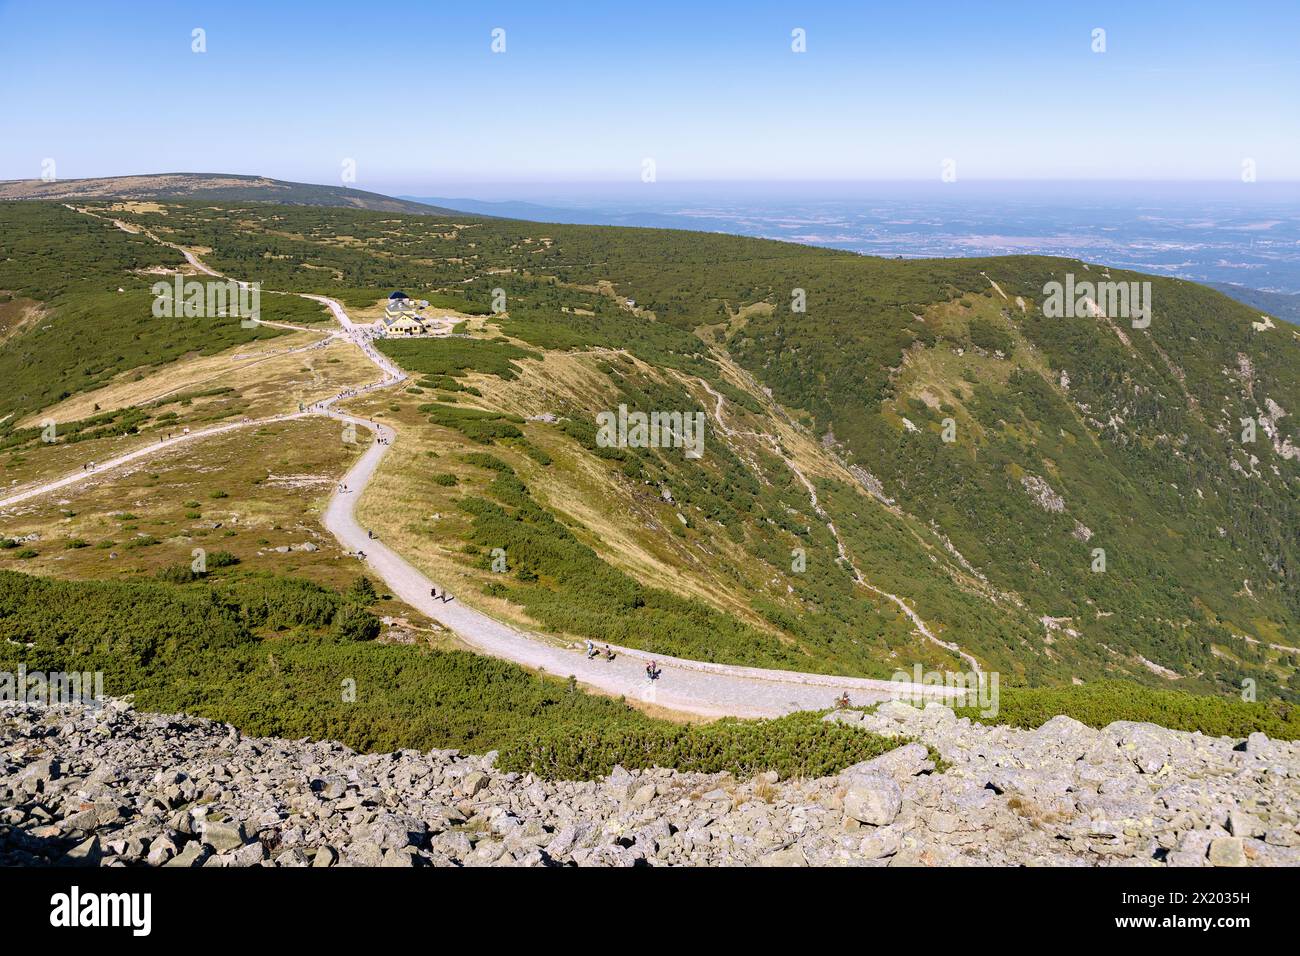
[1227,809,1265,839]
[200,820,248,852]
[758,843,807,867]
[460,771,490,798]
[843,776,902,827]
[163,841,209,868]
[275,847,312,867]
[145,835,178,866]
[859,826,903,860]
[1208,837,1248,868]
[225,842,267,867]
[2,697,1295,870]
[60,836,101,865]
[841,742,932,782]
[1244,732,1271,754]
[311,845,338,868]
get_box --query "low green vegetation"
[422,403,525,443]
[499,710,907,780]
[0,569,906,778]
[0,203,321,425]
[377,337,537,381]
[953,681,1300,740]
[423,292,493,315]
[456,457,819,670]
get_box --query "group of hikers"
[584,640,661,682]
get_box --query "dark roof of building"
[389,291,409,300]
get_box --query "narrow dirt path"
[695,375,982,673]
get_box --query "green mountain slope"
[3,196,1296,705]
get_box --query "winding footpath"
[2,220,969,718]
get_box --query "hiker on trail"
[585,640,597,659]
[430,586,437,600]
[357,550,366,560]
[367,529,374,539]
[604,644,615,661]
[646,661,660,681]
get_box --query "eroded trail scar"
[697,371,981,673]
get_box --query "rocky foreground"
[1,698,1297,867]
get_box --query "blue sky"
[2,0,1298,195]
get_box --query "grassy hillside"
[0,203,329,425]
[0,173,451,215]
[6,196,1299,712]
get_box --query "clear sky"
[2,0,1297,194]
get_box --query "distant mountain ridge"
[0,173,454,215]
[404,195,697,229]
[1210,283,1300,325]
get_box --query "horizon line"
[7,172,1300,188]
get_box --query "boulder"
[841,743,932,782]
[460,771,490,798]
[758,843,807,867]
[858,826,902,860]
[1227,809,1265,839]
[60,836,101,865]
[843,776,902,827]
[1208,837,1248,868]
[200,820,248,853]
[163,841,209,868]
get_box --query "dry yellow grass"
[0,295,45,344]
[0,418,370,589]
[344,351,796,634]
[107,201,166,216]
[15,329,369,428]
